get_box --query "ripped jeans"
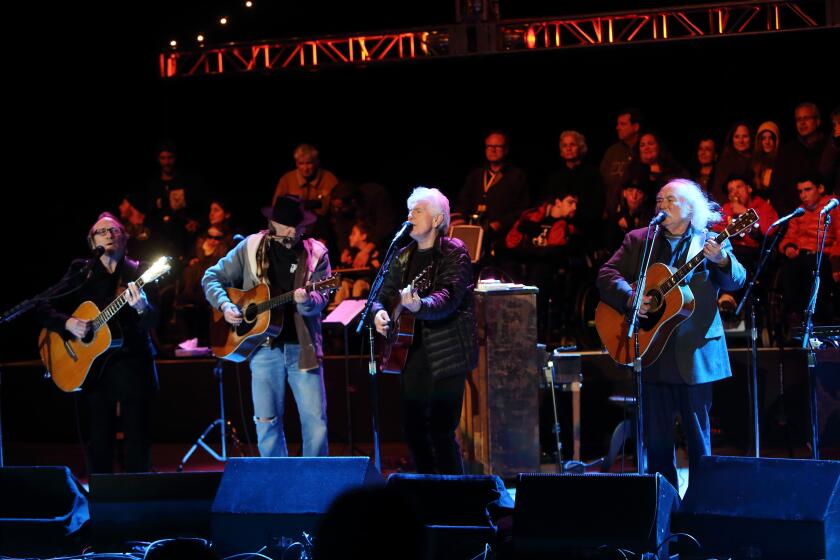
[249,343,328,457]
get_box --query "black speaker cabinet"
[0,466,89,556]
[88,470,222,549]
[513,472,680,559]
[211,456,382,556]
[672,455,840,559]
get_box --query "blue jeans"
[249,343,328,457]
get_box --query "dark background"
[3,1,838,360]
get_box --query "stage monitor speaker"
[513,472,679,560]
[449,225,483,263]
[88,471,222,550]
[211,457,382,557]
[386,474,513,560]
[0,466,89,556]
[672,455,840,559]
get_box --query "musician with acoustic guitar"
[596,178,746,491]
[202,196,331,458]
[373,187,478,474]
[37,212,160,474]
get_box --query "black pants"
[401,346,466,475]
[87,391,153,473]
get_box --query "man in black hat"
[202,196,331,457]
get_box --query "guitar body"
[595,262,695,367]
[380,306,417,374]
[38,300,122,392]
[210,284,283,362]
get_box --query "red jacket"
[716,196,779,250]
[505,203,574,249]
[779,194,840,260]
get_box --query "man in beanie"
[202,196,331,457]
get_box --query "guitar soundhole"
[81,331,94,344]
[243,304,258,323]
[646,289,664,312]
[638,289,667,331]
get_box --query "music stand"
[177,359,243,471]
[324,299,367,455]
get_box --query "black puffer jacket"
[373,236,478,379]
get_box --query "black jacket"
[373,236,478,379]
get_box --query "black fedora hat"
[262,195,317,228]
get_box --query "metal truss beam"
[160,1,831,78]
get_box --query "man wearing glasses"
[37,213,160,473]
[456,130,530,260]
[771,102,828,215]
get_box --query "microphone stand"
[357,227,409,472]
[735,220,789,458]
[0,263,94,467]
[626,220,662,475]
[801,212,830,460]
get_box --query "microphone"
[391,221,413,242]
[820,198,839,215]
[768,207,805,229]
[91,246,105,258]
[649,211,667,226]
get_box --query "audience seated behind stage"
[174,198,238,346]
[751,121,781,199]
[457,130,530,262]
[334,220,381,305]
[146,140,206,263]
[620,130,687,203]
[710,121,754,203]
[542,130,604,245]
[118,192,166,265]
[691,134,718,194]
[602,176,656,251]
[327,181,394,263]
[600,107,644,217]
[712,173,779,317]
[777,174,840,329]
[505,190,583,342]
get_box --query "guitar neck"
[255,282,318,315]
[92,277,146,332]
[657,229,732,296]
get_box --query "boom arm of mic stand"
[356,236,403,334]
[735,221,788,316]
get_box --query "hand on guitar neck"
[221,288,310,326]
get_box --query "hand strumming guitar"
[221,302,243,326]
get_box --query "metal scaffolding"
[159,1,833,78]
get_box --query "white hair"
[407,186,450,234]
[661,178,722,229]
[559,130,588,158]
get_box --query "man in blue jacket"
[597,178,746,490]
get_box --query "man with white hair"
[373,187,478,474]
[272,143,338,218]
[597,178,746,491]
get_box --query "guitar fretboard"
[255,280,327,315]
[656,210,755,297]
[92,278,147,332]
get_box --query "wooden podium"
[460,287,540,477]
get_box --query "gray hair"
[293,143,320,162]
[559,130,588,158]
[407,186,450,234]
[661,178,722,230]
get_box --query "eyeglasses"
[92,227,123,236]
[795,115,817,122]
[485,144,506,149]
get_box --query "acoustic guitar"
[380,265,432,374]
[38,256,172,392]
[209,275,340,362]
[595,209,758,367]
